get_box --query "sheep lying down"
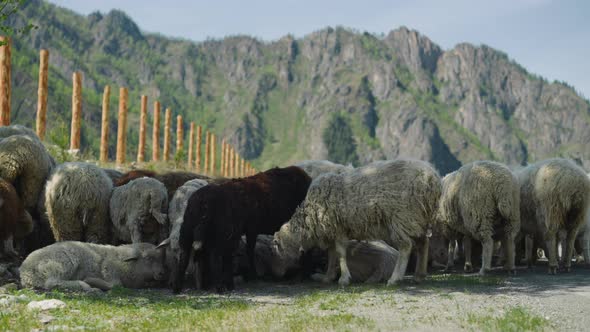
[20,242,167,292]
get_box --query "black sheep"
[173,166,311,293]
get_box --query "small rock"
[27,299,67,311]
[39,314,54,324]
[17,294,29,302]
[0,295,18,306]
[1,282,18,292]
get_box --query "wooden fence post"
[0,37,10,126]
[69,72,82,152]
[240,158,245,178]
[187,122,195,168]
[229,146,234,178]
[204,131,210,174]
[99,85,111,163]
[116,87,128,166]
[152,101,161,161]
[220,140,225,177]
[137,95,148,163]
[163,108,171,161]
[195,125,202,172]
[176,115,183,155]
[36,49,49,139]
[210,133,216,176]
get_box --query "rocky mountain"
[7,0,590,173]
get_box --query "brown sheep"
[0,178,33,259]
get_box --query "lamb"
[0,135,53,212]
[172,166,311,293]
[294,160,353,179]
[515,158,590,274]
[0,178,33,259]
[273,159,441,286]
[110,177,168,245]
[436,161,521,275]
[20,241,167,292]
[45,162,113,243]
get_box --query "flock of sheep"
[1,124,589,294]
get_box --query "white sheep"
[0,135,53,212]
[437,161,521,275]
[110,177,169,245]
[20,241,167,292]
[45,162,113,243]
[294,160,353,180]
[516,158,590,274]
[158,179,208,287]
[273,158,441,285]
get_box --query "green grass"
[1,286,375,331]
[466,307,548,332]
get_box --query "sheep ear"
[156,238,170,249]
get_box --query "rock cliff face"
[8,1,590,172]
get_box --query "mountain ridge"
[6,0,590,172]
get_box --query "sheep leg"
[545,234,558,274]
[172,249,191,293]
[445,239,456,271]
[387,243,412,286]
[583,232,590,265]
[414,237,429,283]
[564,221,584,272]
[85,209,110,244]
[524,235,534,268]
[222,251,235,291]
[503,233,516,275]
[44,278,100,293]
[311,247,338,283]
[1,236,19,261]
[209,251,226,293]
[83,277,113,291]
[335,240,351,286]
[479,237,494,276]
[463,235,473,273]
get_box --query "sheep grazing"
[0,135,53,212]
[110,177,169,245]
[437,161,521,275]
[273,159,441,286]
[115,169,209,200]
[20,241,167,292]
[172,166,312,293]
[294,160,353,179]
[516,158,590,274]
[159,179,209,285]
[0,178,33,259]
[45,162,113,243]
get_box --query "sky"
[48,0,590,99]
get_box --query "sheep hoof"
[506,269,517,276]
[564,266,572,273]
[464,263,473,273]
[478,269,488,276]
[548,266,558,275]
[387,278,401,286]
[413,274,426,283]
[338,277,350,287]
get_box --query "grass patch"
[467,307,548,332]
